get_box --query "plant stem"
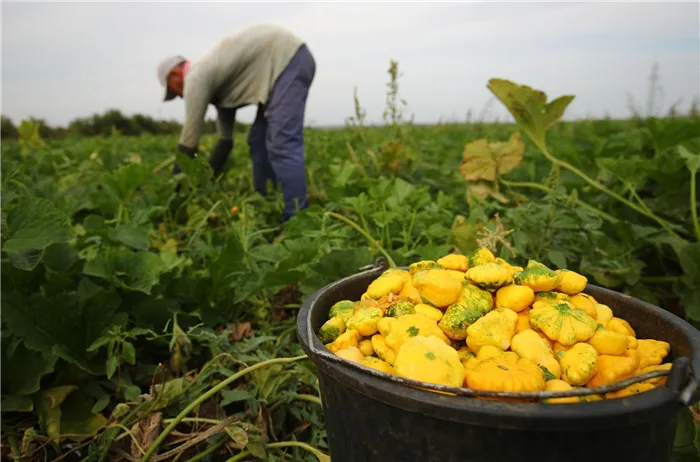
[184,438,227,462]
[140,355,308,462]
[225,441,329,462]
[500,179,619,224]
[533,141,685,241]
[325,211,397,268]
[7,435,19,458]
[690,167,700,242]
[162,417,223,426]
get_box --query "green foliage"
[2,68,700,460]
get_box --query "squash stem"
[225,441,329,462]
[324,211,397,268]
[532,140,685,242]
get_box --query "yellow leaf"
[460,132,524,182]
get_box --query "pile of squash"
[317,248,672,403]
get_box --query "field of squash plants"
[2,64,700,461]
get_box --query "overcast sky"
[2,1,699,128]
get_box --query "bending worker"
[156,24,316,222]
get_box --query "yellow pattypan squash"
[366,270,407,299]
[466,308,518,353]
[398,281,422,304]
[457,283,494,315]
[586,351,639,388]
[495,284,535,312]
[335,346,365,364]
[446,270,467,281]
[358,338,374,356]
[437,253,468,271]
[468,247,496,268]
[638,363,672,387]
[385,300,416,318]
[414,303,444,322]
[586,325,630,356]
[555,269,588,294]
[318,315,346,344]
[514,260,562,292]
[568,294,598,318]
[393,335,465,388]
[377,317,395,337]
[594,303,614,326]
[605,382,656,400]
[514,310,532,335]
[542,379,579,404]
[408,260,441,275]
[606,317,636,338]
[438,303,484,340]
[328,329,361,353]
[534,291,570,302]
[361,356,394,375]
[384,314,450,352]
[465,263,514,291]
[558,342,599,386]
[511,330,561,380]
[465,345,545,392]
[328,300,356,322]
[346,307,383,337]
[529,300,597,345]
[636,339,671,370]
[412,269,462,308]
[371,334,396,365]
[457,346,476,364]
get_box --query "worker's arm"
[177,75,213,155]
[208,107,237,176]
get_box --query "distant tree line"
[0,109,250,140]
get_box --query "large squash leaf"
[2,281,124,374]
[2,197,75,271]
[487,79,575,148]
[83,247,168,295]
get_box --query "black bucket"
[297,258,700,462]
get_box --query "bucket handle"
[306,257,699,404]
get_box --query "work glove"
[208,138,234,177]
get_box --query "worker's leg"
[265,44,316,222]
[247,104,277,195]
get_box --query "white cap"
[156,55,186,101]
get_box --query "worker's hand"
[172,144,198,176]
[208,138,234,177]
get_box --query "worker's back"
[186,24,306,110]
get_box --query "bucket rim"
[297,259,700,428]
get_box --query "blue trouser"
[247,44,316,222]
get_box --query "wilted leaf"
[466,181,509,206]
[60,391,109,441]
[130,412,162,457]
[487,79,574,147]
[459,132,524,182]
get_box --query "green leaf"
[2,197,75,271]
[91,395,110,414]
[1,395,34,412]
[679,145,700,174]
[43,242,78,272]
[58,390,109,441]
[220,389,255,407]
[106,355,118,379]
[548,250,567,270]
[83,247,168,294]
[1,339,58,397]
[2,288,123,375]
[209,232,246,296]
[108,225,150,250]
[673,407,700,462]
[487,78,574,148]
[121,341,136,365]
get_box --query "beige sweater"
[179,24,305,148]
